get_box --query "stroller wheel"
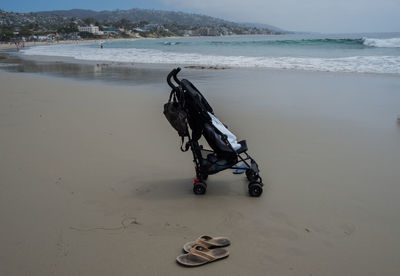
[248,182,263,197]
[246,169,259,182]
[193,182,207,195]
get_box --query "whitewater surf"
[20,33,400,75]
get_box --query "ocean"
[21,32,400,75]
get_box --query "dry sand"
[0,70,400,275]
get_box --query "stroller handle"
[173,68,181,85]
[167,67,181,90]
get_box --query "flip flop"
[183,235,230,253]
[176,244,229,267]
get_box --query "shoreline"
[0,33,399,91]
[0,37,137,50]
[0,33,285,50]
[1,50,399,86]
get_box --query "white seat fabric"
[208,112,241,151]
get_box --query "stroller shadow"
[131,177,248,201]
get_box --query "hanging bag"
[163,90,189,151]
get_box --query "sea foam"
[363,37,400,48]
[21,43,400,75]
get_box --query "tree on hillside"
[82,17,96,26]
[19,27,32,36]
[28,22,39,31]
[115,18,131,29]
[0,28,14,41]
[57,22,78,34]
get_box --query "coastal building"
[37,35,49,41]
[183,30,193,36]
[142,26,156,31]
[102,27,120,35]
[78,25,103,35]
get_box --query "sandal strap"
[195,235,214,247]
[189,245,216,261]
[194,239,212,248]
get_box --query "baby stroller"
[164,68,263,197]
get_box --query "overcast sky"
[2,0,400,33]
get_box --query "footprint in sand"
[341,224,356,236]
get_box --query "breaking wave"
[208,38,366,47]
[158,38,400,48]
[21,43,400,74]
[362,37,400,48]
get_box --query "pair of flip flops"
[176,235,231,267]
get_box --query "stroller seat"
[165,67,264,197]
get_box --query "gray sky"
[162,0,400,33]
[3,0,399,33]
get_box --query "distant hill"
[34,9,240,27]
[240,22,290,33]
[34,8,279,31]
[0,8,286,38]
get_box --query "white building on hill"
[78,25,103,35]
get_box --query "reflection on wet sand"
[0,52,171,86]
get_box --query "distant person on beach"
[100,41,103,49]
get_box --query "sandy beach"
[0,38,136,50]
[1,66,400,275]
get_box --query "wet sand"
[0,68,400,275]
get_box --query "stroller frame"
[167,68,264,197]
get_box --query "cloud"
[161,0,400,33]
